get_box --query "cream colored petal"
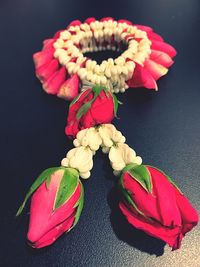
[76,128,89,141]
[90,143,100,151]
[117,143,137,164]
[66,147,78,159]
[61,158,69,167]
[78,161,93,173]
[109,146,124,164]
[87,128,102,150]
[112,162,126,171]
[134,156,142,165]
[73,139,80,147]
[98,124,116,147]
[68,147,93,173]
[80,171,91,179]
[81,136,88,147]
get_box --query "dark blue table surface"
[0,0,200,266]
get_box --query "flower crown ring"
[17,17,198,251]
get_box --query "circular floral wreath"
[17,17,198,251]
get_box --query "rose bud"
[16,167,84,248]
[65,85,119,138]
[33,46,55,68]
[57,74,79,101]
[119,164,198,250]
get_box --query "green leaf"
[75,85,105,120]
[146,165,183,194]
[54,168,79,210]
[119,176,145,217]
[69,94,81,108]
[92,85,104,97]
[128,165,152,193]
[76,101,92,120]
[71,181,84,229]
[112,93,119,116]
[16,167,61,216]
[69,89,91,108]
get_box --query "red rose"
[65,86,118,138]
[16,167,84,248]
[119,165,198,250]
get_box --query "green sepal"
[146,165,183,194]
[70,181,84,230]
[76,101,92,120]
[119,176,145,217]
[92,84,104,96]
[125,164,153,194]
[75,85,105,120]
[54,168,79,210]
[45,175,51,189]
[122,163,138,173]
[69,89,92,108]
[16,167,62,216]
[112,93,119,117]
[103,87,110,97]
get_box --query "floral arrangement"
[17,17,198,251]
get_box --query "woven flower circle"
[33,17,176,100]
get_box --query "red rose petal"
[147,32,164,42]
[36,59,59,83]
[89,91,114,122]
[53,30,64,39]
[135,24,153,32]
[175,189,198,235]
[118,19,133,25]
[147,167,182,228]
[100,17,114,22]
[42,39,55,51]
[122,172,161,222]
[32,214,75,248]
[43,67,66,94]
[33,47,55,68]
[84,17,96,24]
[127,64,158,90]
[150,50,174,68]
[119,201,182,250]
[144,59,168,80]
[151,40,177,58]
[68,20,81,27]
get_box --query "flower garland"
[17,17,198,251]
[34,17,176,100]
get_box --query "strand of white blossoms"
[54,19,151,93]
[61,124,142,179]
